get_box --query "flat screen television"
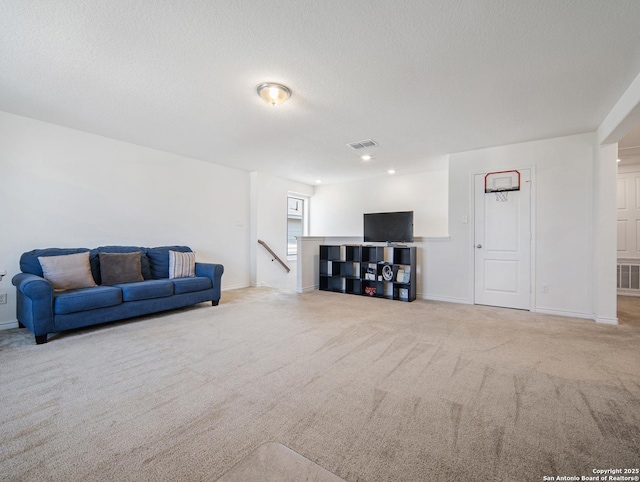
[363,211,414,243]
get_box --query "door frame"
[470,165,537,310]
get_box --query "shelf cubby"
[320,245,342,261]
[346,278,362,295]
[393,248,412,265]
[345,245,362,262]
[361,246,385,263]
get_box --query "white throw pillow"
[38,252,97,291]
[169,250,195,279]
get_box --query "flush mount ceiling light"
[257,82,291,106]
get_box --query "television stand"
[319,244,416,302]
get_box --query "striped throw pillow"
[169,250,195,279]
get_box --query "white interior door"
[617,169,640,259]
[474,169,531,310]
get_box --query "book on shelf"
[396,267,410,283]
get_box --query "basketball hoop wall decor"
[485,170,521,202]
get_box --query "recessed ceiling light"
[617,159,621,163]
[361,154,372,161]
[388,169,396,174]
[315,179,322,184]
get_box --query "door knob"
[476,244,483,248]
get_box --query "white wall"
[592,143,618,324]
[427,133,596,317]
[306,157,448,301]
[297,236,324,293]
[0,111,251,327]
[251,172,314,291]
[308,133,599,318]
[0,110,612,325]
[310,157,449,237]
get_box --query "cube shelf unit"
[319,244,416,302]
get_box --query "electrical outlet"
[0,293,7,304]
[541,284,549,294]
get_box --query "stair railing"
[257,239,291,273]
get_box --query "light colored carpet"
[1,288,639,481]
[215,442,345,481]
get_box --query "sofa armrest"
[195,262,224,303]
[11,273,55,336]
[12,273,55,336]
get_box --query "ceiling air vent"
[347,139,378,150]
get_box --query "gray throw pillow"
[99,252,144,285]
[38,252,98,291]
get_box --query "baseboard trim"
[534,307,595,320]
[421,294,473,305]
[617,290,640,297]
[222,283,251,291]
[594,316,619,325]
[297,285,318,294]
[0,319,18,331]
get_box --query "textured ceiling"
[620,124,640,150]
[619,123,640,162]
[2,1,640,185]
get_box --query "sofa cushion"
[21,248,91,278]
[38,252,98,291]
[95,246,152,281]
[54,286,122,315]
[99,252,144,285]
[172,276,212,295]
[115,279,174,302]
[147,246,192,279]
[169,250,195,279]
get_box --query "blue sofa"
[12,245,224,344]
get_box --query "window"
[287,196,305,256]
